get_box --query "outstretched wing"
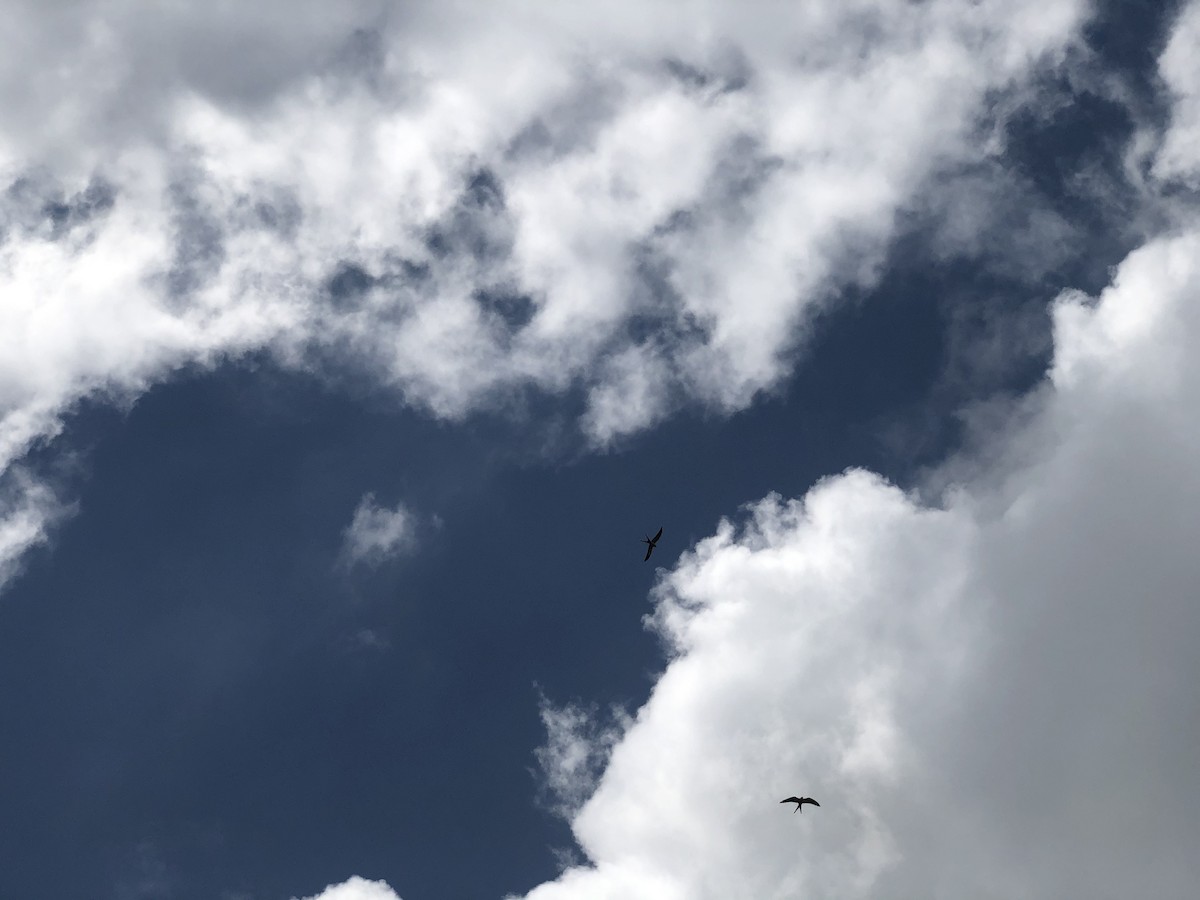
[651,526,663,543]
[644,542,654,561]
[780,797,802,805]
[801,798,820,807]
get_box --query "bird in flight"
[780,796,820,813]
[642,527,663,561]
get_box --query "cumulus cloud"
[340,494,418,567]
[0,0,1094,592]
[294,876,403,900]
[509,221,1200,899]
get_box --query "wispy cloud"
[339,494,418,568]
[533,691,630,822]
[0,468,71,589]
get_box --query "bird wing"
[780,797,802,805]
[644,543,654,561]
[652,527,663,543]
[801,798,820,807]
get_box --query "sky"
[1,1,1198,898]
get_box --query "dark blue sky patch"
[662,54,751,95]
[463,168,505,211]
[1,171,116,244]
[0,364,573,899]
[1082,0,1188,101]
[44,177,117,240]
[473,286,537,335]
[424,168,513,264]
[1002,85,1141,221]
[326,261,377,309]
[2,171,58,240]
[375,252,432,287]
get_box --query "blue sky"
[2,2,1200,899]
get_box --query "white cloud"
[340,494,418,567]
[0,468,71,588]
[509,225,1200,898]
[294,876,403,900]
[0,0,1092,593]
[579,346,673,447]
[1153,1,1200,185]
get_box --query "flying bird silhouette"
[642,527,663,561]
[780,796,820,813]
